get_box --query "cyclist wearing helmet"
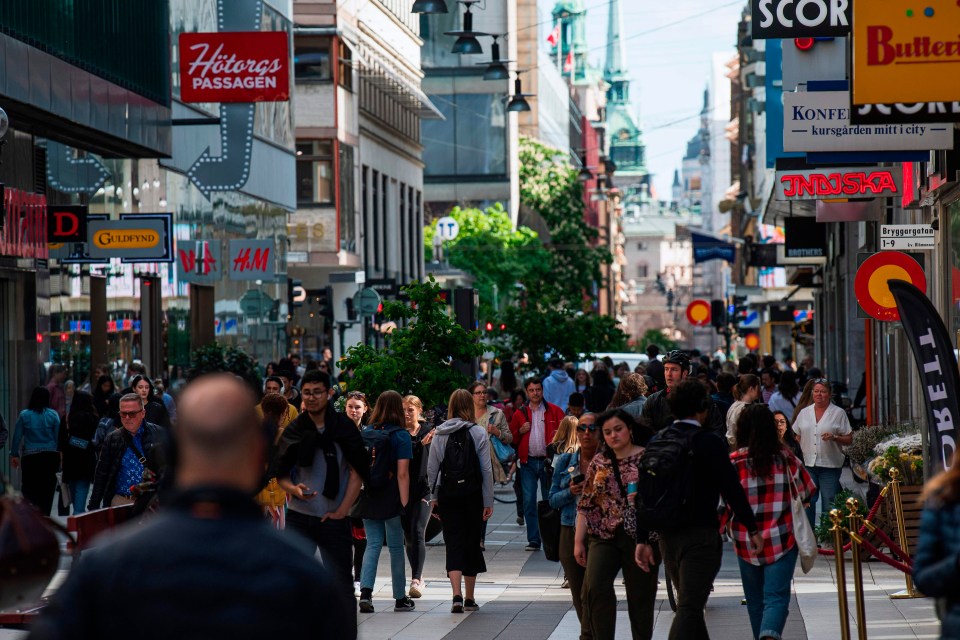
[636,350,726,439]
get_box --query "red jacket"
[508,401,565,463]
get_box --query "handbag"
[255,478,287,509]
[68,435,90,450]
[537,499,562,562]
[490,435,515,465]
[787,464,817,573]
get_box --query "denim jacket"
[913,497,960,638]
[548,451,581,527]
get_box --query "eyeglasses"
[814,378,829,385]
[301,389,327,398]
[119,410,143,419]
[473,391,487,396]
[576,425,598,432]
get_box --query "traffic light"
[732,296,749,335]
[710,299,727,329]
[310,286,333,322]
[485,321,494,332]
[287,278,304,316]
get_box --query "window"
[637,264,649,279]
[382,174,389,274]
[372,170,380,271]
[362,166,370,272]
[636,242,647,251]
[399,183,407,280]
[339,144,356,253]
[338,42,353,92]
[296,141,334,204]
[422,93,507,178]
[294,48,332,82]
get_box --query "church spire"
[604,0,625,79]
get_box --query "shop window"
[294,48,332,82]
[339,144,357,253]
[296,141,334,204]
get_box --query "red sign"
[1,188,48,260]
[47,205,87,243]
[776,168,901,200]
[179,32,290,103]
[855,251,926,322]
[743,333,761,351]
[685,299,712,327]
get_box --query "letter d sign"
[46,205,88,243]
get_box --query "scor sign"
[752,0,851,38]
[179,31,290,103]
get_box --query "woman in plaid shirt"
[725,405,816,640]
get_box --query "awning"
[354,44,444,120]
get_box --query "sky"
[537,0,746,200]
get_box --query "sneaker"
[516,516,524,526]
[354,581,362,597]
[464,598,480,611]
[359,588,374,613]
[395,597,416,612]
[409,580,422,599]
[524,544,540,551]
[451,595,464,613]
[561,578,569,589]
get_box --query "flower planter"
[877,484,924,555]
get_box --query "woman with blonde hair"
[427,389,494,613]
[402,394,435,598]
[549,416,580,457]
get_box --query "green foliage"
[635,328,680,354]
[339,276,484,408]
[424,203,545,319]
[815,489,865,544]
[498,306,628,371]
[187,341,261,390]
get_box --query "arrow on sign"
[45,141,109,195]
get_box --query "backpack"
[361,424,403,491]
[439,425,482,498]
[635,423,699,533]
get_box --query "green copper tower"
[604,0,648,190]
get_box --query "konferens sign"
[782,91,954,152]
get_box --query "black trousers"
[21,451,60,516]
[402,499,432,580]
[659,526,723,640]
[438,493,486,577]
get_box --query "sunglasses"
[346,391,366,400]
[119,410,143,419]
[813,378,829,386]
[576,425,598,432]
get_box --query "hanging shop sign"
[685,299,712,327]
[177,240,223,284]
[46,205,88,243]
[851,101,960,125]
[784,217,827,261]
[751,0,851,38]
[1,188,47,260]
[179,31,290,103]
[55,214,107,264]
[228,239,275,281]
[783,91,954,152]
[774,167,901,200]
[691,231,736,264]
[889,279,960,474]
[815,199,884,222]
[880,224,935,251]
[852,1,960,105]
[88,219,168,260]
[854,251,926,321]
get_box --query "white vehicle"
[578,352,649,373]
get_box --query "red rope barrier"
[866,525,913,566]
[815,487,888,556]
[856,537,914,575]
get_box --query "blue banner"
[691,232,736,264]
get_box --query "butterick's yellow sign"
[852,0,960,104]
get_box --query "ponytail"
[733,374,760,401]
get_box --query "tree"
[635,328,680,354]
[339,276,484,408]
[188,342,261,392]
[498,306,628,371]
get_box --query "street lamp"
[445,1,488,55]
[506,71,533,112]
[412,0,447,13]
[476,35,513,81]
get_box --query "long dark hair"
[27,386,51,413]
[742,405,781,477]
[68,390,97,420]
[500,360,517,394]
[93,374,116,398]
[595,408,653,454]
[773,410,800,449]
[778,370,799,399]
[368,390,406,427]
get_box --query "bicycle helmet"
[663,350,691,372]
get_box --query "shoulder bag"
[787,459,817,573]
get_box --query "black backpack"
[636,423,699,532]
[439,425,482,498]
[361,424,403,491]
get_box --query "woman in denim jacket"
[914,457,960,639]
[548,413,599,635]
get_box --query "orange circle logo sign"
[744,333,760,351]
[854,252,926,322]
[686,299,712,326]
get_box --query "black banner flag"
[889,279,960,475]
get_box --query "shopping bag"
[788,469,817,573]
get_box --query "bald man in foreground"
[30,374,354,640]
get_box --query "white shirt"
[725,400,749,447]
[528,402,547,457]
[793,403,851,468]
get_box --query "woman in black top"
[92,375,117,419]
[130,374,171,429]
[59,391,99,514]
[773,410,803,460]
[402,395,435,598]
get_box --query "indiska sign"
[751,0,851,38]
[775,167,901,200]
[179,31,290,103]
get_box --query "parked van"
[578,352,649,373]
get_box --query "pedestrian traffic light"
[710,299,727,328]
[309,286,333,322]
[732,295,749,334]
[287,278,304,312]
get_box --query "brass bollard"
[831,509,851,640]
[887,468,923,599]
[847,498,868,640]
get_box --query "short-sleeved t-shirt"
[390,427,413,463]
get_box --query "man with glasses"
[275,370,369,637]
[88,393,167,510]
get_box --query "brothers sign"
[179,31,290,103]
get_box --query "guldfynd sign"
[179,31,290,103]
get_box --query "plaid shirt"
[722,448,816,566]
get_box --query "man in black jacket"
[634,380,761,640]
[87,393,166,510]
[276,369,369,622]
[637,350,726,439]
[30,374,353,640]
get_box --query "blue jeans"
[69,480,91,515]
[805,465,842,530]
[519,458,551,546]
[361,516,407,600]
[738,545,799,640]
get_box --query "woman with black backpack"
[357,391,415,614]
[427,388,494,613]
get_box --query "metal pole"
[831,509,851,640]
[888,468,923,598]
[847,498,868,640]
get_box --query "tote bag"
[788,467,817,573]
